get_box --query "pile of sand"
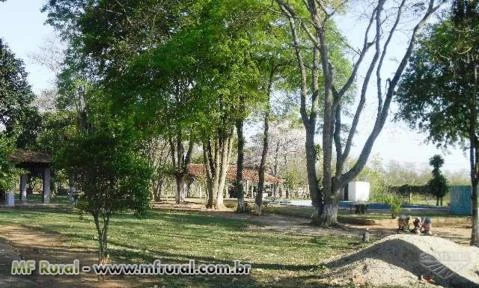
[324,234,479,287]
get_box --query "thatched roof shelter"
[8,149,52,167]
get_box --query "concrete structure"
[449,185,472,215]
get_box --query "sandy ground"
[323,234,479,287]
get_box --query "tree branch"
[341,0,442,186]
[277,1,311,128]
[340,0,385,164]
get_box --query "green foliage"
[383,194,403,219]
[283,168,306,191]
[395,7,479,147]
[429,154,444,170]
[427,154,448,203]
[54,88,152,260]
[57,127,152,216]
[356,157,388,201]
[0,136,21,192]
[0,39,36,139]
[427,174,448,198]
[36,111,76,153]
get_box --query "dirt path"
[0,238,37,287]
[0,225,158,288]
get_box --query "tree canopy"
[0,39,38,145]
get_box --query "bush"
[0,136,21,193]
[383,194,402,219]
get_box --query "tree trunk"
[471,138,479,246]
[436,196,440,207]
[206,178,214,209]
[203,141,215,209]
[272,142,280,198]
[203,131,231,210]
[235,119,247,213]
[305,127,322,223]
[215,135,231,210]
[153,178,164,202]
[316,203,338,226]
[256,111,270,215]
[185,180,191,199]
[470,65,478,247]
[175,175,184,204]
[93,213,110,263]
[471,181,479,246]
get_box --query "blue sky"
[0,1,471,174]
[0,0,56,93]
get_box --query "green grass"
[16,193,72,204]
[0,207,367,287]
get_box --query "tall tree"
[275,0,441,225]
[57,101,152,262]
[427,155,448,206]
[253,33,298,214]
[0,39,38,144]
[192,0,278,210]
[43,0,203,204]
[396,0,479,245]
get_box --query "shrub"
[383,194,402,219]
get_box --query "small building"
[4,149,52,205]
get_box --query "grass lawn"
[16,194,72,204]
[0,207,368,287]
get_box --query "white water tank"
[348,181,370,202]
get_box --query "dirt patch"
[346,217,473,245]
[323,234,479,287]
[0,225,159,288]
[0,238,37,287]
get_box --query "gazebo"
[8,149,52,204]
